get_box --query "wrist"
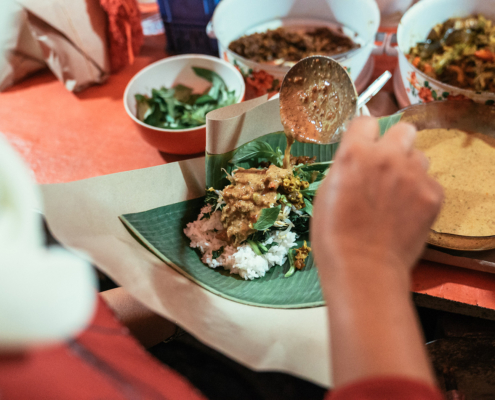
[318,251,412,298]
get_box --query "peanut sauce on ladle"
[279,56,358,168]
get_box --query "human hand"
[311,116,443,283]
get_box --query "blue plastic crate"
[163,21,219,55]
[158,0,220,23]
[157,0,221,54]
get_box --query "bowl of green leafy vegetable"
[124,54,245,154]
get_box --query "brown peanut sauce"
[221,164,290,244]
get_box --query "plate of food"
[119,100,397,308]
[403,101,495,251]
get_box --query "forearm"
[100,288,177,348]
[322,256,436,389]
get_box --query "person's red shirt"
[0,297,444,400]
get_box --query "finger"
[381,122,417,154]
[340,116,380,149]
[410,149,429,171]
[426,176,444,208]
[423,179,444,227]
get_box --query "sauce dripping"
[283,134,295,169]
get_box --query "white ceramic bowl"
[396,0,495,105]
[208,0,380,99]
[124,55,246,154]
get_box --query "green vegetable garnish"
[258,243,268,254]
[285,249,296,278]
[212,247,224,259]
[300,180,322,197]
[230,141,284,167]
[253,205,281,231]
[302,198,313,216]
[247,239,262,256]
[135,67,237,129]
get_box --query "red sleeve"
[326,377,445,400]
[0,296,205,400]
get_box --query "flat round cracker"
[398,101,495,252]
[428,230,495,252]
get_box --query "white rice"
[184,205,297,280]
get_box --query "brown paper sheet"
[1,0,109,92]
[41,97,332,388]
[206,95,285,154]
[0,2,46,91]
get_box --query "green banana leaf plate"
[120,115,403,308]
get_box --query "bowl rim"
[222,42,370,76]
[396,0,495,99]
[211,0,380,68]
[123,54,246,133]
[399,52,495,99]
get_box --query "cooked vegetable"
[229,27,360,67]
[294,241,311,270]
[135,67,237,129]
[408,15,495,93]
[189,140,326,278]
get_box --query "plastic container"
[157,0,220,54]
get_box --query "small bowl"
[396,0,495,106]
[124,54,246,154]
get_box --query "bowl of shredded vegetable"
[124,55,245,154]
[396,0,495,106]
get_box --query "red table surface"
[2,35,495,318]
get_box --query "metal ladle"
[279,56,392,144]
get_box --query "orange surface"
[0,35,192,185]
[413,261,495,310]
[2,34,495,315]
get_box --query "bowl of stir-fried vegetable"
[395,0,495,106]
[124,55,245,154]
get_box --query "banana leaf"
[120,113,404,308]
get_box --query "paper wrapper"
[0,0,109,92]
[41,96,333,388]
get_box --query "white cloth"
[0,133,97,350]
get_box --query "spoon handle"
[357,70,392,109]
